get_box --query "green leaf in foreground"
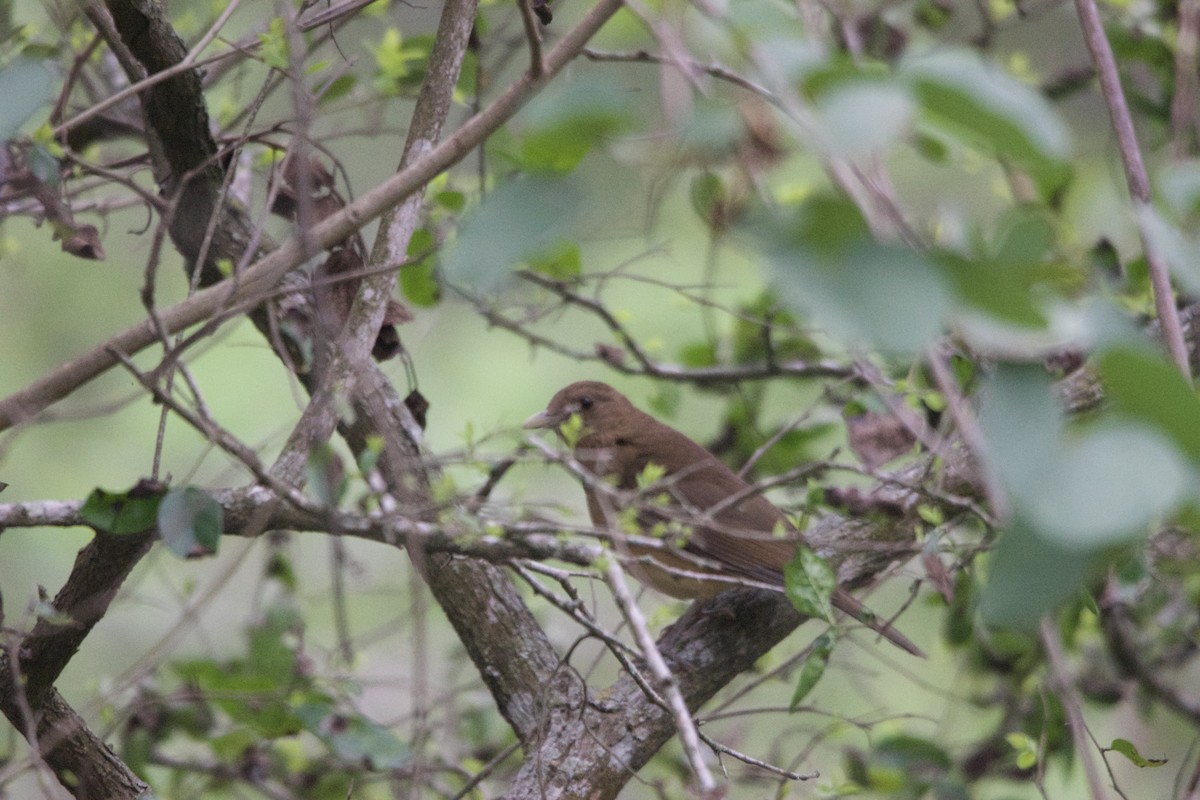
[790,632,835,709]
[157,487,223,559]
[0,57,57,140]
[80,480,167,535]
[784,545,836,622]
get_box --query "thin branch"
[581,47,774,100]
[1040,618,1109,800]
[518,0,546,77]
[1073,0,1191,375]
[694,730,819,782]
[926,343,1007,520]
[601,557,718,795]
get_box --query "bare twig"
[1073,0,1191,375]
[601,556,718,795]
[518,0,547,76]
[1040,618,1109,800]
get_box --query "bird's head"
[523,381,637,446]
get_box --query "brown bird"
[524,380,923,657]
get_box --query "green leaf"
[816,81,915,160]
[789,632,835,709]
[174,661,301,737]
[1028,423,1188,546]
[1098,346,1200,461]
[635,462,667,490]
[257,18,290,70]
[526,239,581,280]
[295,700,410,769]
[370,29,431,93]
[1137,206,1200,295]
[937,255,1050,328]
[903,50,1070,190]
[80,482,167,535]
[316,73,356,105]
[678,340,718,368]
[1007,731,1039,769]
[434,190,466,213]
[248,607,303,677]
[441,175,583,292]
[402,229,441,306]
[980,364,1189,549]
[0,56,56,140]
[756,195,952,354]
[689,171,729,231]
[1108,738,1167,768]
[979,516,1097,630]
[157,487,223,558]
[977,364,1065,512]
[1158,161,1200,218]
[517,75,632,173]
[783,546,835,622]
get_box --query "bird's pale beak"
[523,410,560,430]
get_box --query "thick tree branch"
[0,684,150,800]
[0,530,155,797]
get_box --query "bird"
[524,380,923,657]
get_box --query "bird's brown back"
[574,399,800,585]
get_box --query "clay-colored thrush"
[525,380,922,657]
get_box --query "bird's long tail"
[832,589,925,657]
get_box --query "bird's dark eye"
[579,396,593,410]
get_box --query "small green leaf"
[783,546,835,622]
[316,73,356,105]
[527,239,581,280]
[558,412,584,448]
[370,29,430,93]
[257,18,290,70]
[1006,732,1039,769]
[402,229,441,306]
[916,504,944,525]
[636,462,667,490]
[1108,738,1167,768]
[80,481,167,535]
[157,487,223,559]
[434,190,466,213]
[790,632,835,709]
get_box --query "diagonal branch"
[0,0,625,432]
